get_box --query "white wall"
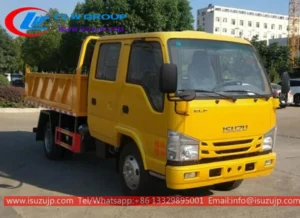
[197,5,288,41]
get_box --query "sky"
[0,0,289,37]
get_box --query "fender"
[115,125,148,170]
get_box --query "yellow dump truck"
[25,32,290,195]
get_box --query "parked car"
[278,78,300,105]
[271,83,293,108]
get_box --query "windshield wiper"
[178,89,237,102]
[223,90,270,100]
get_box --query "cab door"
[88,40,123,145]
[117,38,168,174]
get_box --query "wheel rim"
[45,128,53,153]
[122,155,140,190]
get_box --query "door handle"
[122,105,129,114]
[91,98,96,105]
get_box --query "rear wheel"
[212,180,243,191]
[43,122,64,160]
[119,142,152,195]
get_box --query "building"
[197,4,289,41]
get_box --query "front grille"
[201,137,260,157]
[213,139,253,146]
[215,147,250,154]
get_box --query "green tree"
[176,0,194,31]
[0,26,18,74]
[250,35,268,67]
[250,35,292,81]
[13,37,25,72]
[197,26,205,31]
[0,74,9,86]
[22,8,68,72]
[268,64,280,83]
[59,0,194,71]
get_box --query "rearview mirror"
[159,63,177,93]
[281,71,290,94]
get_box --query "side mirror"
[159,63,177,93]
[281,71,290,94]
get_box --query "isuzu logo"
[223,125,248,133]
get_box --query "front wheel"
[212,180,243,191]
[119,142,151,195]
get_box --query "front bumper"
[166,153,276,190]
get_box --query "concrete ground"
[0,107,300,218]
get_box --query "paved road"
[0,108,300,218]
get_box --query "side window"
[291,80,300,87]
[127,41,164,112]
[95,43,121,81]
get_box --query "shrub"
[0,85,37,108]
[0,86,24,102]
[0,74,9,86]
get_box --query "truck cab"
[26,32,290,195]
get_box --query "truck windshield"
[167,39,272,97]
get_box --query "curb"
[0,108,45,113]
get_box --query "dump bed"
[24,36,100,117]
[25,73,88,117]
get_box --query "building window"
[215,8,221,11]
[248,21,252,27]
[223,18,227,22]
[202,12,206,16]
[216,17,220,22]
[231,29,235,35]
[96,43,121,81]
[233,10,238,13]
[240,20,244,26]
[198,11,200,15]
[203,17,205,21]
[271,24,275,29]
[232,19,236,25]
[215,27,220,32]
[239,30,243,37]
[197,20,200,27]
[223,28,227,33]
[263,33,267,38]
[256,22,260,28]
[264,23,268,29]
[279,25,282,30]
[127,41,164,112]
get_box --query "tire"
[119,142,151,196]
[43,122,64,160]
[280,103,286,108]
[294,94,300,106]
[212,180,243,191]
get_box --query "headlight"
[262,126,277,151]
[167,130,199,161]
